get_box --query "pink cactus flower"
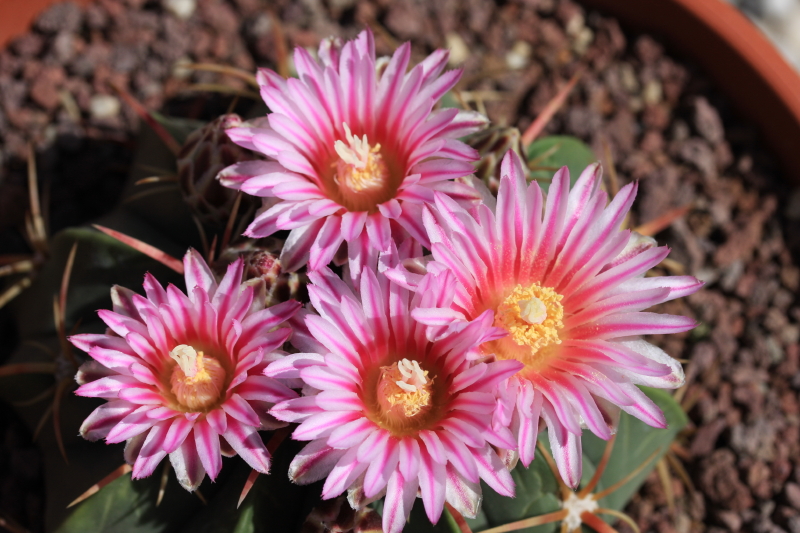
[70,250,300,491]
[390,151,702,488]
[218,30,487,277]
[266,255,523,533]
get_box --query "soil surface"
[1,1,799,532]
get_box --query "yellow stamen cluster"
[377,359,432,418]
[334,123,389,193]
[169,344,226,411]
[495,283,564,355]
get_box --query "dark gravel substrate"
[1,0,799,532]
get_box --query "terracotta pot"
[0,0,92,48]
[580,0,800,184]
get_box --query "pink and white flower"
[70,250,300,491]
[390,151,702,487]
[267,257,523,533]
[218,30,487,276]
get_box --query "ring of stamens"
[169,344,226,411]
[327,122,396,213]
[334,123,389,192]
[377,359,432,418]
[492,283,565,369]
[367,358,439,435]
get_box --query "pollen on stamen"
[377,359,432,419]
[169,344,226,411]
[494,283,565,358]
[333,122,389,194]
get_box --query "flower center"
[491,283,565,369]
[169,345,226,411]
[561,492,598,531]
[334,123,389,194]
[377,359,433,419]
[326,122,399,213]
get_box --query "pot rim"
[0,0,93,48]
